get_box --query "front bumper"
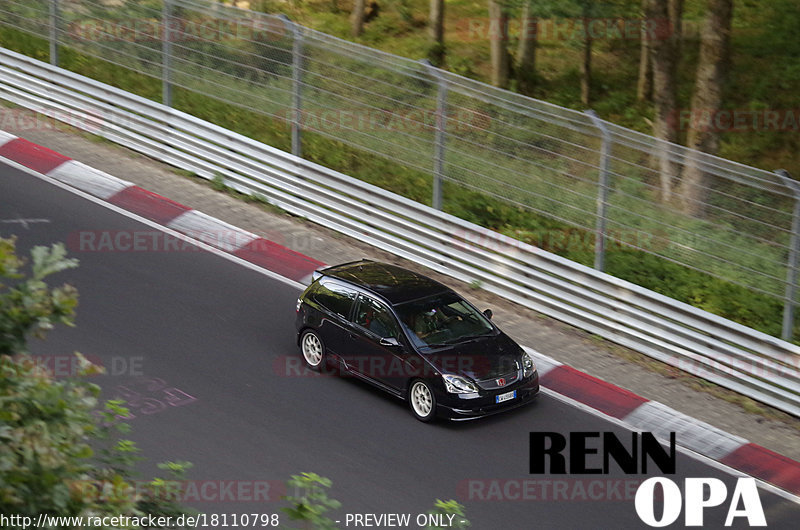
[435,372,540,421]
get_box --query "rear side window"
[354,295,400,339]
[312,279,356,318]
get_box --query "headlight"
[296,298,302,312]
[443,374,479,394]
[522,354,536,378]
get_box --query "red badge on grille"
[496,378,506,387]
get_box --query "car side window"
[355,295,399,339]
[313,279,356,318]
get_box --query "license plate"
[496,390,516,403]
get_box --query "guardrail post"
[422,60,446,210]
[280,15,303,158]
[585,110,611,272]
[777,169,800,341]
[162,0,173,107]
[49,0,59,66]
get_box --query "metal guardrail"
[2,0,799,340]
[1,48,799,417]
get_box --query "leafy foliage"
[0,238,78,356]
[280,473,471,530]
[0,237,194,527]
[282,472,341,530]
[425,499,471,529]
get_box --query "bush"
[0,237,194,526]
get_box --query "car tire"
[300,329,326,371]
[409,379,437,422]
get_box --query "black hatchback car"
[295,260,539,422]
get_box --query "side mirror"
[379,337,401,347]
[483,309,493,320]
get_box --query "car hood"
[421,333,522,381]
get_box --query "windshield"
[394,292,496,348]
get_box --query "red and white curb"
[2,131,800,497]
[528,348,800,496]
[0,133,324,283]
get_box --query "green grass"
[290,0,800,177]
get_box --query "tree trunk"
[579,3,592,106]
[636,0,653,101]
[580,33,592,106]
[669,0,684,59]
[647,0,681,203]
[679,0,733,216]
[351,0,366,37]
[488,0,510,89]
[516,1,537,95]
[428,0,445,66]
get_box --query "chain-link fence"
[1,0,797,340]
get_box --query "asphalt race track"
[3,160,800,529]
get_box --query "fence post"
[161,0,173,107]
[49,0,59,66]
[422,60,446,210]
[777,169,800,341]
[280,15,303,158]
[585,110,611,272]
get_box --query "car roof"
[320,260,452,305]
